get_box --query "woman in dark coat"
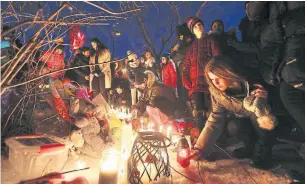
[190,56,279,169]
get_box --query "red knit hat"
[186,16,203,34]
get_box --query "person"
[108,83,131,109]
[182,16,221,131]
[227,2,263,83]
[190,56,279,169]
[246,2,305,133]
[65,47,90,88]
[133,71,177,126]
[144,50,161,80]
[39,44,66,81]
[126,50,144,105]
[139,55,146,68]
[160,53,178,96]
[209,19,240,64]
[171,23,195,117]
[89,38,112,98]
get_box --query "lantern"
[176,137,191,168]
[68,26,86,51]
[128,132,171,184]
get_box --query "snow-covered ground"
[2,139,303,184]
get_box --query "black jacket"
[127,64,144,89]
[237,17,263,83]
[65,53,90,85]
[247,2,305,87]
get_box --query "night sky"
[1,1,246,61]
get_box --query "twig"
[3,44,147,92]
[84,1,140,15]
[195,1,208,17]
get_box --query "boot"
[232,143,255,159]
[249,140,273,169]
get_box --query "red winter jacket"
[182,35,221,97]
[39,50,66,79]
[161,60,177,88]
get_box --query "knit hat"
[211,19,224,30]
[160,53,170,60]
[186,16,203,34]
[135,72,147,85]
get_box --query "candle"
[171,134,180,145]
[99,149,120,184]
[137,162,157,184]
[166,126,172,140]
[159,125,163,133]
[140,119,144,131]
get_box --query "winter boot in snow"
[250,140,273,169]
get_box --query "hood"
[144,70,158,88]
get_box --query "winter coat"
[161,60,177,88]
[247,2,305,89]
[135,71,176,115]
[90,49,112,89]
[65,53,90,86]
[182,35,221,97]
[195,82,278,154]
[109,90,131,108]
[39,50,66,79]
[209,32,240,65]
[237,17,263,83]
[127,63,144,89]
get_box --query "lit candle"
[171,134,180,145]
[140,119,144,131]
[137,162,157,184]
[159,125,163,133]
[166,126,172,141]
[99,149,120,184]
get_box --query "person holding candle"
[189,56,279,169]
[132,70,177,127]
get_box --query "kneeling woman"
[192,56,278,169]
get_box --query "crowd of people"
[2,1,304,172]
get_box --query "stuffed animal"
[69,96,114,156]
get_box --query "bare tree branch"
[195,1,208,17]
[84,1,140,15]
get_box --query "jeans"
[280,80,305,133]
[193,92,211,131]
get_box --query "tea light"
[99,149,120,184]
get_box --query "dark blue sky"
[1,1,246,61]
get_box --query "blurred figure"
[160,53,178,96]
